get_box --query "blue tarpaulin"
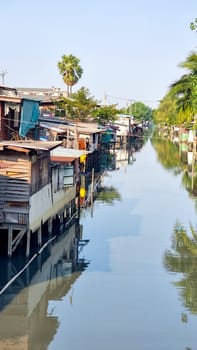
[19,99,40,137]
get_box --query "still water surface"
[1,136,197,349]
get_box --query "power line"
[105,93,161,104]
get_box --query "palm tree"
[180,51,197,74]
[57,54,83,96]
[190,18,197,32]
[170,51,197,119]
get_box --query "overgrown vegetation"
[154,21,197,128]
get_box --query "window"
[63,165,74,187]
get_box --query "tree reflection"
[152,134,197,207]
[164,222,197,314]
[97,186,121,204]
[151,136,182,175]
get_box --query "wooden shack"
[0,86,21,140]
[0,140,78,257]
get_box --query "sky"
[0,0,196,109]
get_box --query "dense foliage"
[92,104,123,124]
[154,50,197,127]
[55,86,122,123]
[126,101,153,122]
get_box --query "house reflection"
[0,220,89,349]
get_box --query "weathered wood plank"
[12,229,27,252]
[4,208,28,213]
[4,196,30,202]
[2,179,28,184]
[0,155,29,162]
[5,182,29,187]
[5,183,29,188]
[5,193,29,198]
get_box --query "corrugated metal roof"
[50,146,89,159]
[39,119,103,134]
[0,140,63,151]
[40,122,66,133]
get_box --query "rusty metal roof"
[0,140,63,151]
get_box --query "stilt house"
[0,140,79,257]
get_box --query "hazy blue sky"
[0,0,196,108]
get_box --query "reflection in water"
[91,138,146,210]
[85,139,145,211]
[152,133,197,204]
[164,222,197,315]
[151,135,182,175]
[96,185,121,205]
[151,133,197,350]
[182,161,197,197]
[100,135,145,171]
[0,220,89,349]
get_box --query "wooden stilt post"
[74,124,78,149]
[38,226,42,247]
[26,263,30,284]
[67,250,70,259]
[37,225,42,267]
[48,218,53,236]
[8,225,13,258]
[59,213,64,232]
[67,129,69,148]
[91,168,94,217]
[26,229,31,257]
[60,212,64,224]
[69,205,72,219]
[7,259,12,280]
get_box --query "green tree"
[153,90,178,125]
[170,51,197,121]
[55,87,97,121]
[154,50,197,127]
[127,101,153,121]
[92,104,122,125]
[57,54,83,96]
[71,87,97,120]
[190,18,197,32]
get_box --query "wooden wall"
[0,148,51,225]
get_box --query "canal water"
[0,135,197,349]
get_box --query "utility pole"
[103,92,107,105]
[0,70,8,85]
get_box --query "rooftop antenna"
[0,70,8,85]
